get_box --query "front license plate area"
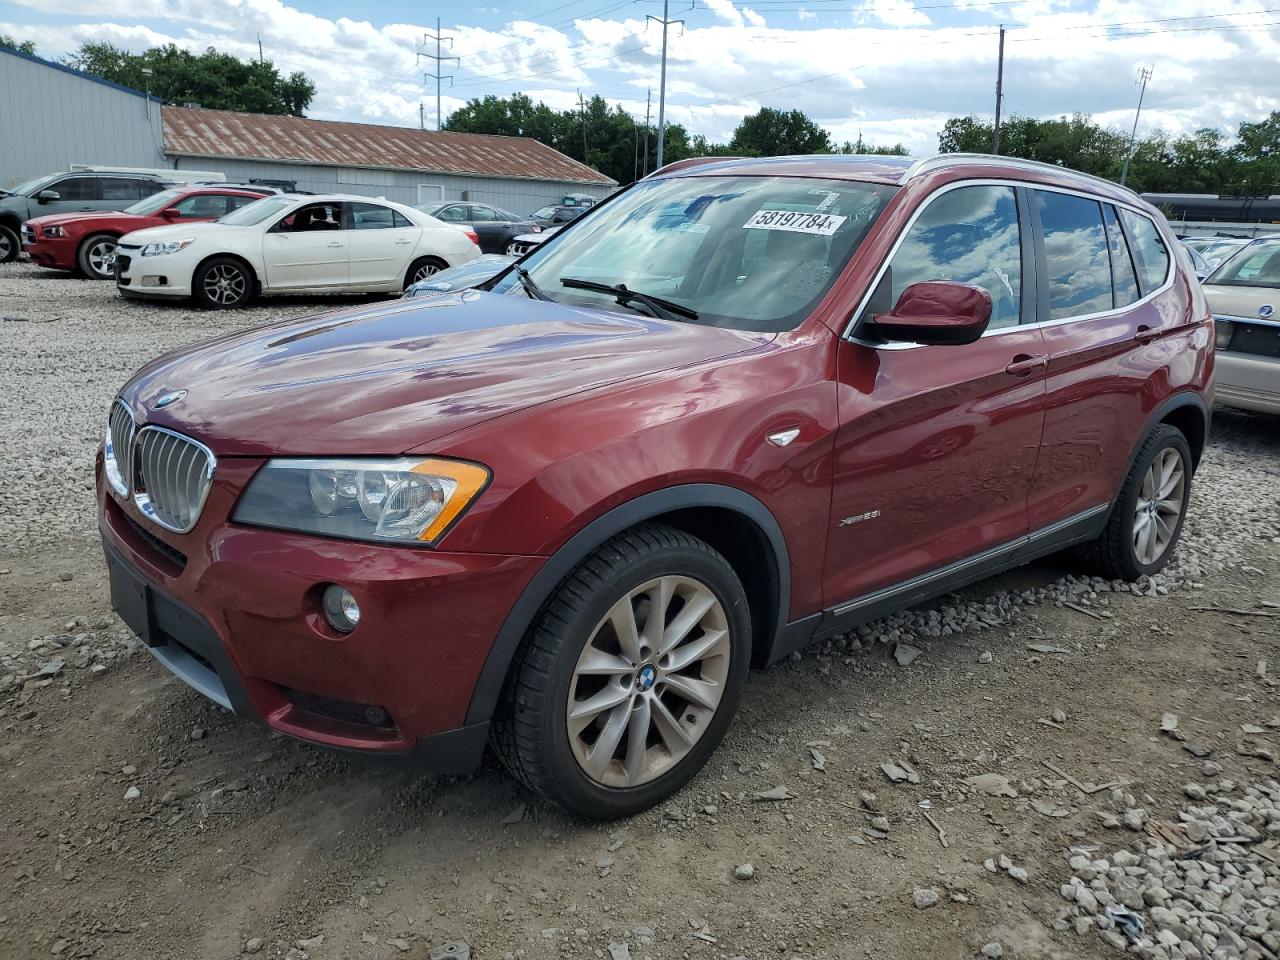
[108,560,160,648]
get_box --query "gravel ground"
[0,260,1278,960]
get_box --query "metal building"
[2,48,616,213]
[0,48,165,186]
[161,107,615,212]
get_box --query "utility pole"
[257,34,264,65]
[418,18,458,131]
[647,1,683,170]
[578,89,588,158]
[1120,67,1153,187]
[642,87,651,176]
[992,24,1005,154]
[419,103,425,130]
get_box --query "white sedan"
[114,194,480,309]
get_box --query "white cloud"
[859,0,931,28]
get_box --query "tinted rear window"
[1118,208,1171,294]
[1034,191,1112,320]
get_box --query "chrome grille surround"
[132,426,216,534]
[104,399,136,495]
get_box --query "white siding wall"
[167,156,613,217]
[0,50,165,188]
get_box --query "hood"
[120,221,246,245]
[28,211,146,229]
[1203,283,1279,319]
[121,291,771,456]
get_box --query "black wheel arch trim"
[462,483,792,727]
[1133,391,1209,475]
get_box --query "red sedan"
[23,186,272,279]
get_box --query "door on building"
[417,184,444,204]
[346,201,420,288]
[262,201,350,290]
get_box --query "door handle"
[1134,324,1160,344]
[395,239,412,245]
[326,242,344,248]
[1005,354,1048,376]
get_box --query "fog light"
[322,584,360,633]
[141,275,168,287]
[364,705,389,726]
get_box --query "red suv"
[23,186,272,279]
[97,154,1213,817]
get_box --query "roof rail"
[901,153,1135,197]
[645,156,746,178]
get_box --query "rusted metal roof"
[162,106,616,186]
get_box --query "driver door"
[824,183,1048,608]
[263,201,350,290]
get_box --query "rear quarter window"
[1118,208,1171,294]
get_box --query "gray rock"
[429,943,470,960]
[980,944,1003,959]
[912,887,939,909]
[244,940,263,955]
[734,863,755,881]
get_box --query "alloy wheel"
[1133,447,1185,565]
[87,239,117,278]
[412,262,442,284]
[0,231,12,260]
[566,575,731,789]
[204,264,247,305]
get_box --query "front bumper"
[115,247,194,297]
[23,234,76,270]
[98,454,544,769]
[1215,351,1280,414]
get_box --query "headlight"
[232,457,490,545]
[141,239,195,257]
[43,225,66,239]
[1213,318,1234,350]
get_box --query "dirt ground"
[0,265,1277,960]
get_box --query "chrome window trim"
[132,425,217,534]
[899,154,1139,200]
[842,177,1176,350]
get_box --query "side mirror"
[36,189,60,203]
[160,207,182,220]
[872,281,992,346]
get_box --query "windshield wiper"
[512,263,554,301]
[559,277,699,322]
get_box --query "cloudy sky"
[1,0,1277,154]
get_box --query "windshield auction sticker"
[743,209,847,235]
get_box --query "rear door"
[1025,191,1174,531]
[826,182,1048,606]
[468,204,510,253]
[346,201,420,288]
[263,200,350,290]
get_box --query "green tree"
[65,42,315,116]
[1231,112,1280,195]
[0,34,36,55]
[729,107,833,156]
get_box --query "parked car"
[1198,237,1251,267]
[97,154,1211,818]
[528,204,588,228]
[402,254,512,298]
[114,194,480,309]
[0,169,180,264]
[415,201,541,255]
[1202,237,1280,413]
[507,226,561,257]
[23,186,274,280]
[1179,241,1212,282]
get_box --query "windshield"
[12,173,58,197]
[126,189,183,216]
[218,196,294,226]
[1205,241,1280,287]
[531,206,557,218]
[509,176,895,332]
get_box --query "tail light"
[530,224,542,233]
[464,230,480,246]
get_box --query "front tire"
[0,223,18,263]
[192,256,254,310]
[1081,424,1192,580]
[492,524,751,819]
[77,233,119,280]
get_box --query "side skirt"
[766,503,1111,663]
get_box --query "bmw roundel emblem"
[154,389,187,409]
[637,665,657,692]
[1260,304,1275,320]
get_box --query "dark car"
[416,201,541,254]
[98,153,1211,819]
[528,204,587,228]
[402,254,513,298]
[0,170,177,264]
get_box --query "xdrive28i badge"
[154,390,187,409]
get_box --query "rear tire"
[77,233,119,280]
[404,256,447,290]
[1080,424,1192,580]
[192,256,254,310]
[0,223,18,263]
[492,523,751,819]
